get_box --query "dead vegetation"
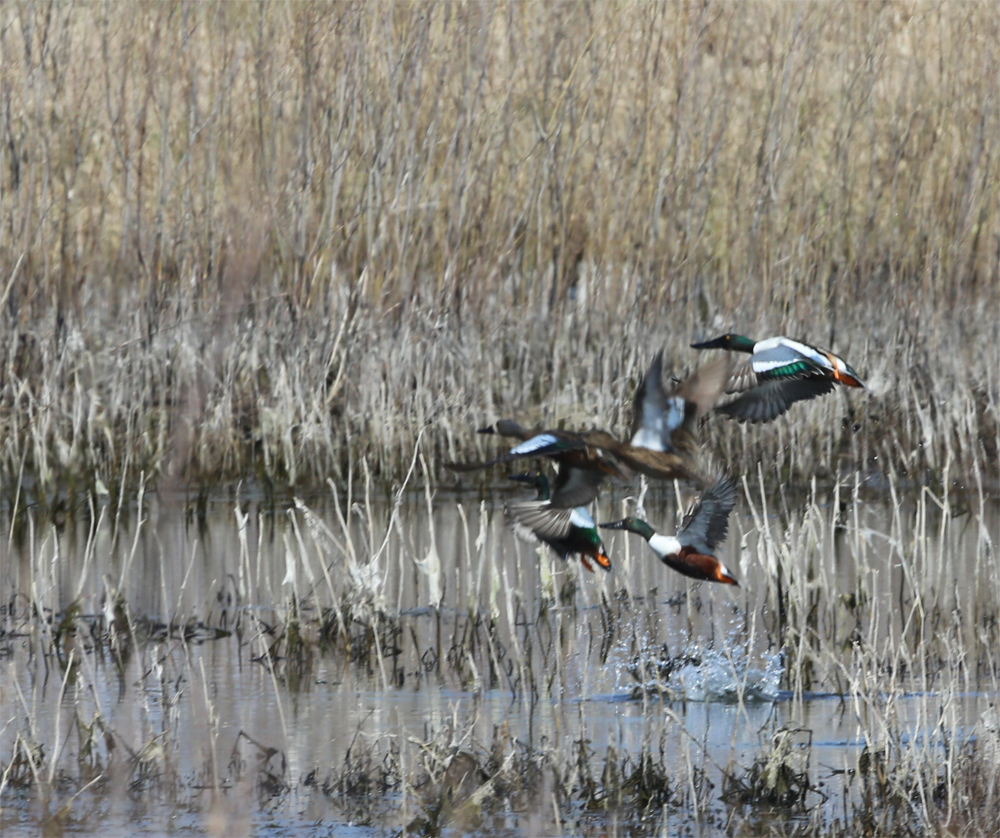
[3,468,999,835]
[1,2,998,834]
[0,1,997,497]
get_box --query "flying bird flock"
[448,335,866,587]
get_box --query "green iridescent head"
[509,471,551,501]
[599,516,656,540]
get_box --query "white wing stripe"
[510,433,558,455]
[754,336,782,352]
[753,358,801,373]
[773,337,827,366]
[631,427,665,451]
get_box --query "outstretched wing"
[550,464,606,509]
[678,476,738,553]
[724,360,760,394]
[629,351,682,452]
[670,356,735,427]
[631,352,735,451]
[750,340,821,375]
[630,353,734,455]
[716,378,835,424]
[505,501,578,544]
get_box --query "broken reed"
[0,1,997,495]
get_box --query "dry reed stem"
[2,460,998,833]
[0,1,995,495]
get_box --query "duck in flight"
[450,352,733,489]
[600,475,739,585]
[505,471,612,573]
[690,334,865,424]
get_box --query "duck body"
[600,476,739,585]
[505,429,633,480]
[449,425,631,484]
[506,472,612,572]
[691,334,864,423]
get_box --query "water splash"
[623,638,783,703]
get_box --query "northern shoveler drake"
[449,352,732,487]
[600,476,739,585]
[506,471,612,572]
[690,334,865,424]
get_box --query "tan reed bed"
[0,1,997,499]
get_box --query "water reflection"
[1,481,998,835]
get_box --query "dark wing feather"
[504,501,576,543]
[725,360,760,394]
[678,476,738,553]
[629,351,668,444]
[671,356,735,427]
[716,378,835,424]
[550,464,606,508]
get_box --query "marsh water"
[2,478,998,836]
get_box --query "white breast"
[648,534,682,558]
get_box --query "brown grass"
[0,1,997,495]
